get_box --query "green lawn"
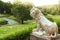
[0,20,36,40]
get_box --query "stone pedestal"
[30,32,60,40]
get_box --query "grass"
[0,18,5,22]
[0,18,7,25]
[7,16,16,20]
[0,20,36,40]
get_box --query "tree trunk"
[21,19,24,24]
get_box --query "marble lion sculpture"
[30,7,58,38]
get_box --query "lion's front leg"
[36,23,43,32]
[32,24,42,32]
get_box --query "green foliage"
[11,3,32,24]
[0,0,12,14]
[3,2,12,14]
[0,0,60,40]
[46,14,54,22]
[7,15,16,20]
[0,15,60,40]
[40,4,60,15]
[0,0,33,24]
[0,18,7,25]
[0,18,5,22]
[0,0,4,13]
[0,20,36,40]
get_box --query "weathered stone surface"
[30,7,58,37]
[30,34,60,40]
[30,7,59,40]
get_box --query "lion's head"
[30,7,42,18]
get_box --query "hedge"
[0,23,36,40]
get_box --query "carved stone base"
[30,32,60,40]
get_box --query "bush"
[8,16,16,20]
[40,4,60,15]
[0,18,7,25]
[0,22,36,40]
[46,17,54,22]
[46,14,54,22]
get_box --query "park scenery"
[0,0,60,40]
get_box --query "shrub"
[0,22,36,40]
[0,18,7,25]
[39,4,60,15]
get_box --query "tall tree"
[0,0,4,13]
[11,3,32,24]
[3,2,12,14]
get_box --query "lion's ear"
[30,7,35,12]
